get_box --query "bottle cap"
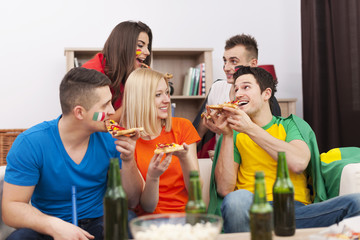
[190,170,199,177]
[255,171,265,178]
[278,152,286,157]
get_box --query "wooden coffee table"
[217,227,326,240]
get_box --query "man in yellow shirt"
[205,66,360,232]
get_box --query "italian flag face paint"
[136,49,141,56]
[92,112,106,121]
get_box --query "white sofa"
[1,159,360,239]
[0,166,15,240]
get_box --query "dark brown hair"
[225,34,258,61]
[102,21,152,105]
[60,68,111,115]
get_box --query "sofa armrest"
[198,158,212,209]
[0,166,15,239]
[339,163,360,196]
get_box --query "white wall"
[0,0,302,128]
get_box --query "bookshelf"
[278,98,297,117]
[64,48,213,122]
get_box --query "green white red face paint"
[92,112,105,121]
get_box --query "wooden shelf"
[170,95,206,100]
[65,48,213,122]
[278,98,297,117]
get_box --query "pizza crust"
[112,127,144,137]
[105,120,144,137]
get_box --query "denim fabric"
[7,210,138,240]
[293,193,360,228]
[221,190,360,233]
[221,189,253,233]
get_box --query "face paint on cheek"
[92,112,106,121]
[136,49,141,56]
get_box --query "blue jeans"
[6,210,138,240]
[221,189,360,233]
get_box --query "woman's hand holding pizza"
[147,152,172,179]
[171,143,190,161]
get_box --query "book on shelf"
[171,103,176,117]
[188,67,196,96]
[197,63,206,95]
[191,66,200,96]
[74,57,79,67]
[198,66,202,96]
[183,63,206,96]
[200,63,206,96]
[182,67,194,96]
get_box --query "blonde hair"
[121,68,172,136]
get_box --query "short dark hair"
[60,68,111,115]
[233,66,278,107]
[225,34,258,60]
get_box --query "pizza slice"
[154,143,184,154]
[105,120,144,137]
[207,100,242,110]
[201,112,212,120]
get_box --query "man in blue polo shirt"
[2,68,143,239]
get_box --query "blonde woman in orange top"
[121,68,201,214]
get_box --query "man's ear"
[250,58,258,67]
[263,88,272,101]
[73,105,85,120]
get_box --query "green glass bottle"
[250,171,273,240]
[273,152,295,236]
[185,170,206,225]
[104,158,128,240]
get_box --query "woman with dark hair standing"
[82,20,152,121]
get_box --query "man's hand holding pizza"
[221,107,257,135]
[203,106,233,136]
[114,130,141,162]
[104,119,143,162]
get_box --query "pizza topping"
[154,143,184,154]
[156,143,174,149]
[201,112,212,120]
[105,120,144,137]
[107,120,125,131]
[208,100,240,110]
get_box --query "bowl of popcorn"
[130,213,223,240]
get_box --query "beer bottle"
[273,152,295,236]
[104,158,128,240]
[185,170,206,224]
[250,171,273,240]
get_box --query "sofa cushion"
[0,166,15,239]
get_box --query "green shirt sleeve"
[233,130,241,164]
[217,131,241,164]
[284,117,305,143]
